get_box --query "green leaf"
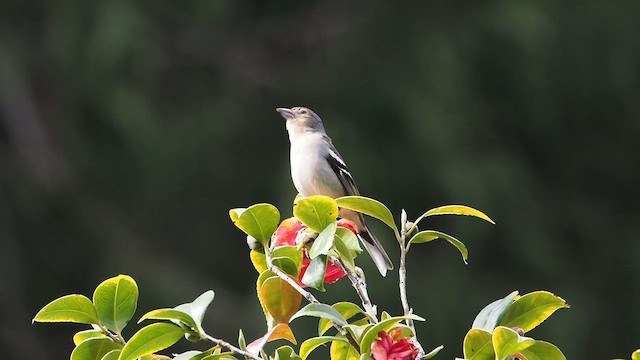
[413,205,495,226]
[633,349,640,360]
[290,303,348,327]
[174,290,215,328]
[139,309,199,335]
[463,329,495,360]
[492,326,535,360]
[33,294,99,325]
[319,302,371,336]
[229,204,280,245]
[472,291,519,332]
[250,250,268,273]
[330,340,359,360]
[238,329,247,351]
[93,275,139,334]
[258,276,302,323]
[74,330,108,345]
[272,257,300,277]
[335,227,361,253]
[300,336,347,360]
[309,222,337,258]
[273,345,302,360]
[294,196,339,233]
[272,246,304,273]
[358,314,425,354]
[407,230,468,263]
[518,341,567,360]
[423,345,444,359]
[335,196,398,237]
[301,255,327,292]
[118,323,185,360]
[100,349,121,360]
[498,291,569,332]
[70,338,122,360]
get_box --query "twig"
[97,325,126,346]
[202,332,262,360]
[398,231,425,356]
[334,258,378,322]
[268,264,360,350]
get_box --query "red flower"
[371,328,419,360]
[272,217,352,286]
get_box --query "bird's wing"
[324,138,360,196]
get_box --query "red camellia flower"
[371,328,419,360]
[272,217,352,286]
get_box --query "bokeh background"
[2,1,639,359]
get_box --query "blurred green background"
[2,1,639,359]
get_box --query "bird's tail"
[357,227,393,277]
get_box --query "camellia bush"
[33,195,640,360]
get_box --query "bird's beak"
[276,107,295,119]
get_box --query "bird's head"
[276,107,325,135]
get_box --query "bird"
[276,106,393,276]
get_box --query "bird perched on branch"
[276,106,393,276]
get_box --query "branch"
[398,227,425,356]
[202,332,262,360]
[334,258,378,322]
[268,264,360,350]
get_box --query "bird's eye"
[299,109,307,114]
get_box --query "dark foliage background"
[1,1,639,359]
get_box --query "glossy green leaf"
[272,246,303,272]
[100,349,121,360]
[318,302,370,336]
[413,205,495,227]
[335,227,361,253]
[290,303,348,327]
[463,329,494,360]
[250,250,268,274]
[118,323,185,360]
[342,324,370,342]
[301,255,327,292]
[333,236,356,270]
[272,345,302,360]
[70,338,122,360]
[407,230,468,263]
[139,309,199,335]
[294,196,339,233]
[330,340,359,360]
[335,196,398,236]
[93,275,138,334]
[229,204,280,245]
[74,330,107,345]
[258,275,302,323]
[272,257,300,277]
[423,345,444,359]
[33,294,99,325]
[472,291,519,332]
[499,291,569,332]
[309,222,337,258]
[518,341,567,360]
[359,314,425,354]
[174,290,215,328]
[492,326,535,360]
[300,336,346,359]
